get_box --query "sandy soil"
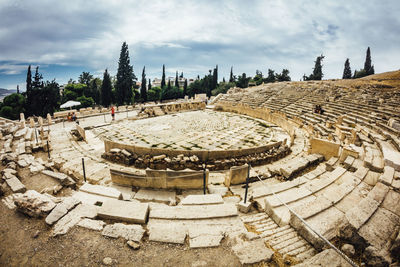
[0,160,243,267]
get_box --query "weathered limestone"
[181,194,223,205]
[79,183,122,199]
[102,223,145,242]
[98,199,149,223]
[45,197,81,225]
[309,138,340,160]
[148,224,187,244]
[225,164,248,186]
[232,239,274,265]
[293,248,352,267]
[188,227,224,248]
[134,189,176,204]
[5,177,26,193]
[77,218,105,231]
[149,203,237,220]
[13,190,56,217]
[52,203,98,236]
[41,170,69,184]
[379,166,395,186]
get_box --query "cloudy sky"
[0,0,399,90]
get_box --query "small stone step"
[181,194,223,205]
[80,183,122,199]
[5,177,26,193]
[134,189,176,204]
[240,213,269,223]
[150,203,237,220]
[148,225,187,244]
[98,199,149,224]
[278,239,308,255]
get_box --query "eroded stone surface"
[102,223,145,242]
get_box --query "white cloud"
[0,0,399,84]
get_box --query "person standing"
[111,106,115,121]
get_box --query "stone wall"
[110,168,209,189]
[214,101,297,139]
[309,138,340,160]
[104,139,283,162]
[76,124,86,142]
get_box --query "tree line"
[0,44,376,120]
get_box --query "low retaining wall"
[110,168,209,189]
[104,139,282,161]
[309,138,340,160]
[215,101,297,139]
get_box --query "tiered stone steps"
[240,213,317,262]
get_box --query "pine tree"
[175,71,179,88]
[183,79,188,96]
[140,66,147,102]
[101,69,112,107]
[161,64,166,88]
[229,66,234,82]
[342,58,352,79]
[304,55,324,80]
[364,47,374,75]
[265,69,276,83]
[115,42,135,105]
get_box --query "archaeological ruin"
[1,71,400,266]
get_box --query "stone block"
[345,196,379,230]
[98,199,149,224]
[309,138,340,160]
[102,223,145,242]
[41,170,68,184]
[13,190,56,217]
[379,166,395,186]
[45,197,81,225]
[149,203,237,220]
[77,218,105,231]
[148,225,187,244]
[237,200,252,213]
[232,239,273,265]
[5,177,26,193]
[79,183,122,199]
[181,194,223,205]
[367,182,389,204]
[134,189,175,204]
[225,164,248,186]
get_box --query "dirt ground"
[0,203,242,267]
[0,155,244,267]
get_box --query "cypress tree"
[342,58,352,79]
[140,66,147,102]
[167,79,171,90]
[116,42,135,105]
[32,66,43,89]
[148,79,151,91]
[183,79,188,96]
[26,65,32,93]
[364,47,374,75]
[101,69,112,107]
[175,71,179,88]
[229,66,234,82]
[212,65,218,90]
[161,65,166,88]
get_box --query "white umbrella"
[60,100,81,109]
